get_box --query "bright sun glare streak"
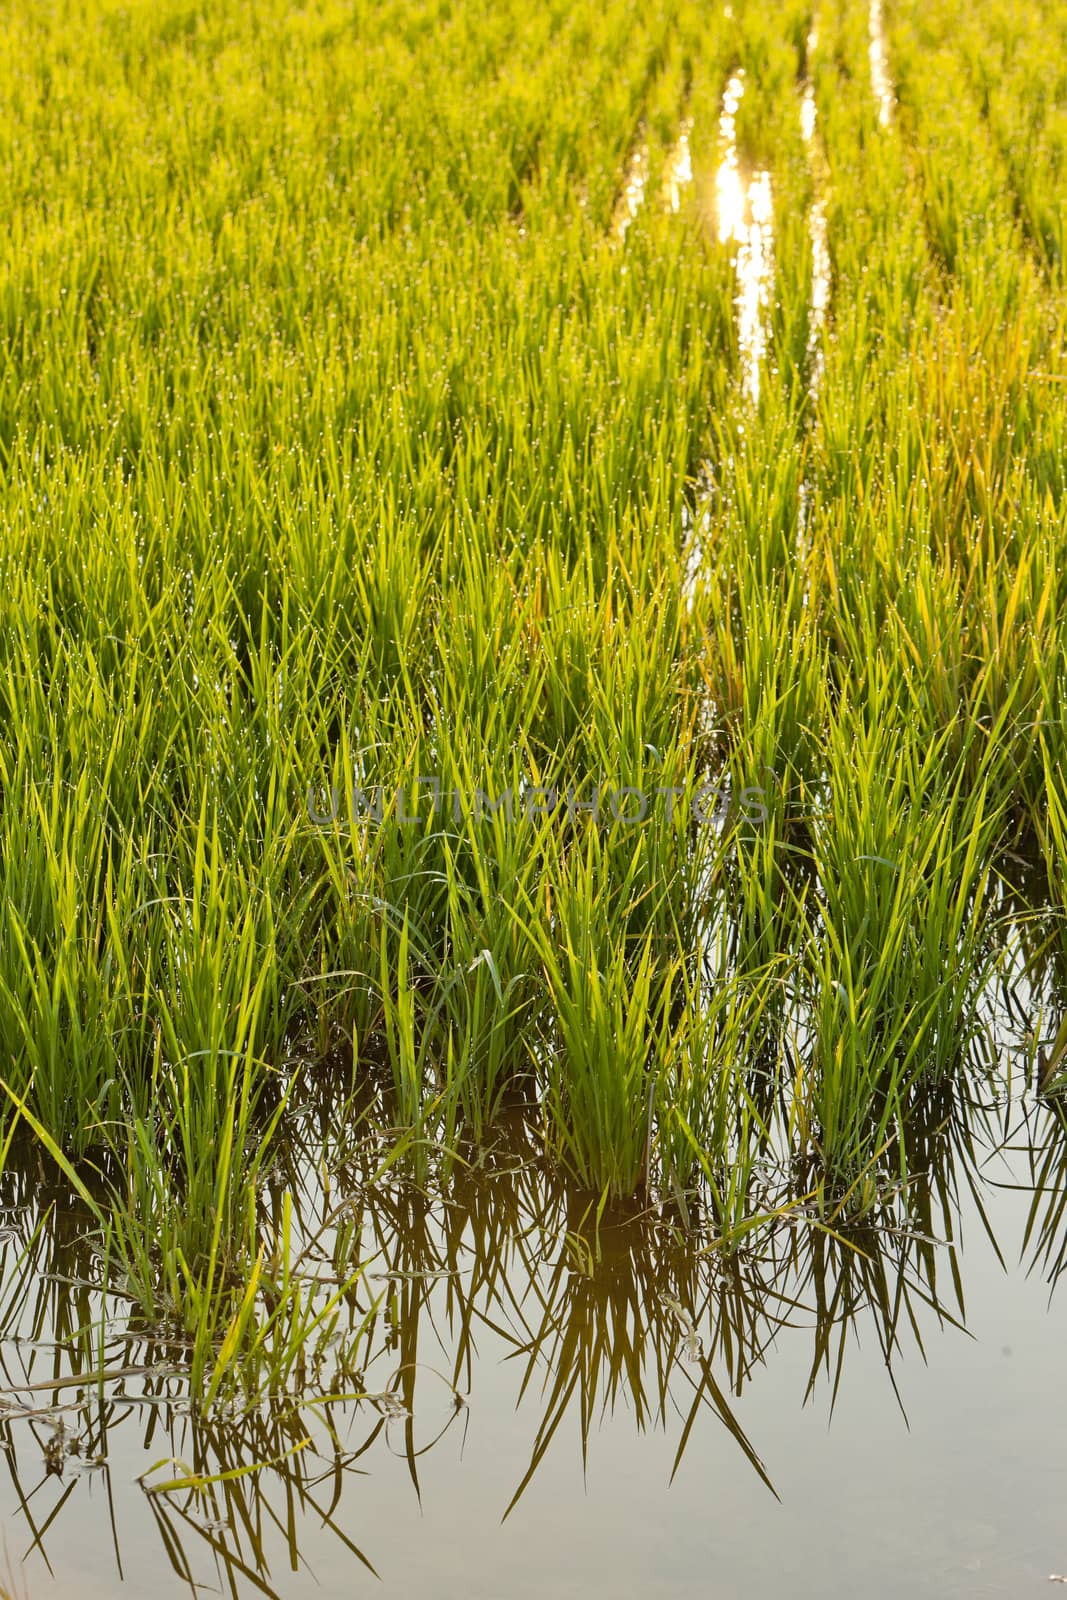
[663,119,693,213]
[715,73,746,245]
[737,172,773,408]
[715,72,774,407]
[800,83,817,145]
[869,0,894,127]
[613,140,649,239]
[798,25,831,561]
[800,31,830,395]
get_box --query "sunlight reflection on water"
[715,72,774,408]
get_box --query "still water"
[0,1080,1065,1600]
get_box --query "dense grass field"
[1,0,1066,1402]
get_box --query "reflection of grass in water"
[0,1073,1064,1591]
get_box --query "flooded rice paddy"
[5,0,1067,1594]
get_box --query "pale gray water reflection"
[0,1070,1066,1598]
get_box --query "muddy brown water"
[0,1079,1065,1599]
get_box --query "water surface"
[1,1078,1066,1598]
